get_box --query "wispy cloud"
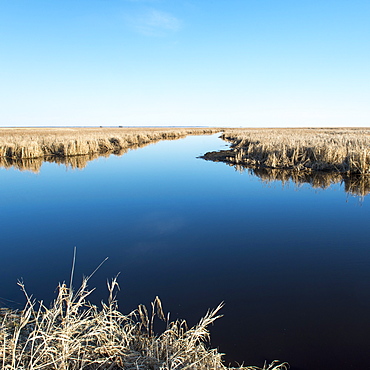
[126,8,182,36]
[124,0,160,2]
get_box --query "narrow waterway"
[1,133,370,370]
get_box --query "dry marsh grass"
[201,128,370,196]
[203,128,370,175]
[0,127,220,161]
[0,277,288,370]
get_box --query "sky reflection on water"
[1,134,370,370]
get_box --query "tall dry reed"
[0,276,288,370]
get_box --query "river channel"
[1,133,370,370]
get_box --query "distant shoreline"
[0,127,221,160]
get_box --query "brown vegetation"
[203,128,370,174]
[202,128,370,196]
[0,277,288,370]
[0,127,220,161]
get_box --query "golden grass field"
[201,128,370,196]
[4,127,370,177]
[0,127,220,160]
[0,127,221,172]
[203,128,370,174]
[3,127,370,195]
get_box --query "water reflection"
[232,163,370,197]
[0,143,152,172]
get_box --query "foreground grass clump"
[0,127,220,161]
[203,128,370,175]
[0,278,287,370]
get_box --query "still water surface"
[1,134,370,370]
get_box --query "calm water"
[1,134,370,370]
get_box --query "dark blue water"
[1,134,370,370]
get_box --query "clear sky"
[1,0,369,127]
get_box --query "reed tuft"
[0,277,288,370]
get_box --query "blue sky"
[1,0,369,127]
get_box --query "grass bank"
[203,128,370,175]
[0,127,220,161]
[0,278,288,370]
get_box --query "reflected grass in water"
[0,277,288,370]
[0,142,147,173]
[234,164,370,197]
[0,154,104,173]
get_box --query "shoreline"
[0,127,221,160]
[202,128,370,175]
